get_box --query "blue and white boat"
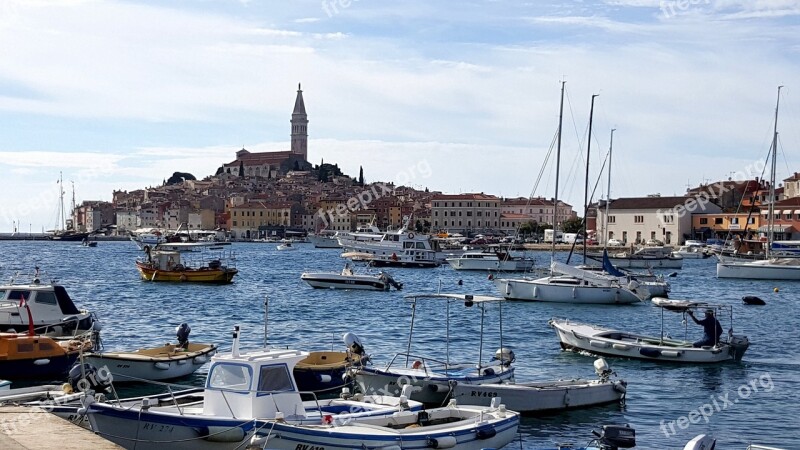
[353,293,516,405]
[85,325,519,450]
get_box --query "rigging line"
[721,135,772,246]
[777,134,791,175]
[562,88,587,204]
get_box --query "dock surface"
[0,406,121,449]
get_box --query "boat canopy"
[53,285,81,315]
[403,293,505,303]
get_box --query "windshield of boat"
[207,363,253,392]
[256,365,295,394]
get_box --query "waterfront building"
[431,193,501,234]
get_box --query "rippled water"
[3,241,797,448]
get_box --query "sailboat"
[717,86,800,280]
[48,173,91,241]
[494,84,647,304]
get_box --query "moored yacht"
[446,249,535,272]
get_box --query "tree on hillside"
[238,161,245,178]
[293,160,300,171]
[358,166,364,186]
[215,166,223,176]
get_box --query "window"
[7,290,31,301]
[257,365,294,394]
[467,211,472,217]
[622,231,628,242]
[634,216,644,223]
[731,217,739,224]
[608,216,616,224]
[636,231,642,243]
[34,292,57,305]
[748,217,756,224]
[700,218,708,225]
[786,214,793,220]
[651,231,656,240]
[714,218,723,225]
[208,364,252,391]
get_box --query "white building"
[596,196,722,246]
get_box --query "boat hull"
[494,278,642,304]
[300,273,387,291]
[446,258,534,271]
[88,401,519,450]
[370,259,440,268]
[550,320,744,363]
[716,261,800,280]
[451,379,626,414]
[355,365,514,405]
[83,346,216,382]
[0,353,80,380]
[136,262,238,283]
[293,351,364,394]
[307,235,341,248]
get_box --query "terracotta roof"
[783,172,800,182]
[607,196,712,210]
[502,197,571,207]
[500,213,532,219]
[234,201,296,209]
[432,193,500,201]
[772,197,800,207]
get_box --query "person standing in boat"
[687,308,723,348]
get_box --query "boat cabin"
[0,282,93,334]
[204,328,308,420]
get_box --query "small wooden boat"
[84,324,216,382]
[136,248,238,283]
[293,333,369,394]
[451,358,626,414]
[550,299,750,363]
[0,333,91,379]
[276,242,296,251]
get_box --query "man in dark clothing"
[687,309,723,348]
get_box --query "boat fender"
[639,348,661,358]
[196,426,247,443]
[661,350,681,358]
[612,343,631,351]
[590,340,610,348]
[316,374,332,383]
[428,383,449,393]
[177,359,187,365]
[482,367,495,376]
[426,436,457,449]
[614,380,628,394]
[742,296,766,305]
[193,355,207,364]
[33,359,51,366]
[154,362,171,370]
[412,360,424,370]
[180,274,187,282]
[391,252,398,261]
[475,425,497,440]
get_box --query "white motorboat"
[85,325,520,450]
[352,293,516,405]
[550,299,750,363]
[0,268,98,337]
[307,230,341,248]
[446,249,535,272]
[276,242,296,251]
[450,358,626,414]
[673,244,709,259]
[301,264,402,291]
[0,380,9,390]
[717,257,800,280]
[577,254,671,298]
[587,246,684,269]
[494,262,648,304]
[83,324,216,382]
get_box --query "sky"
[1,0,800,232]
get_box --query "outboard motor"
[493,348,516,366]
[68,363,113,393]
[594,358,613,381]
[728,335,750,361]
[382,273,403,291]
[343,332,365,356]
[591,424,636,450]
[176,323,191,350]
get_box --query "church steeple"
[291,83,308,161]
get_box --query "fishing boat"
[0,300,92,379]
[446,249,535,272]
[81,238,97,247]
[85,325,519,450]
[300,264,403,290]
[0,269,97,337]
[293,333,369,394]
[136,247,238,283]
[352,293,515,405]
[673,244,708,259]
[83,324,216,382]
[450,358,626,414]
[717,87,800,280]
[549,299,750,363]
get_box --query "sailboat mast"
[59,171,65,231]
[604,129,615,248]
[552,81,566,258]
[767,85,782,256]
[583,94,599,263]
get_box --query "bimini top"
[403,293,505,303]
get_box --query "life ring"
[408,232,415,239]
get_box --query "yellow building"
[229,202,297,239]
[692,213,760,239]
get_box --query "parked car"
[607,238,624,247]
[645,239,664,246]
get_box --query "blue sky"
[1,0,799,231]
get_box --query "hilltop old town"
[68,85,800,245]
